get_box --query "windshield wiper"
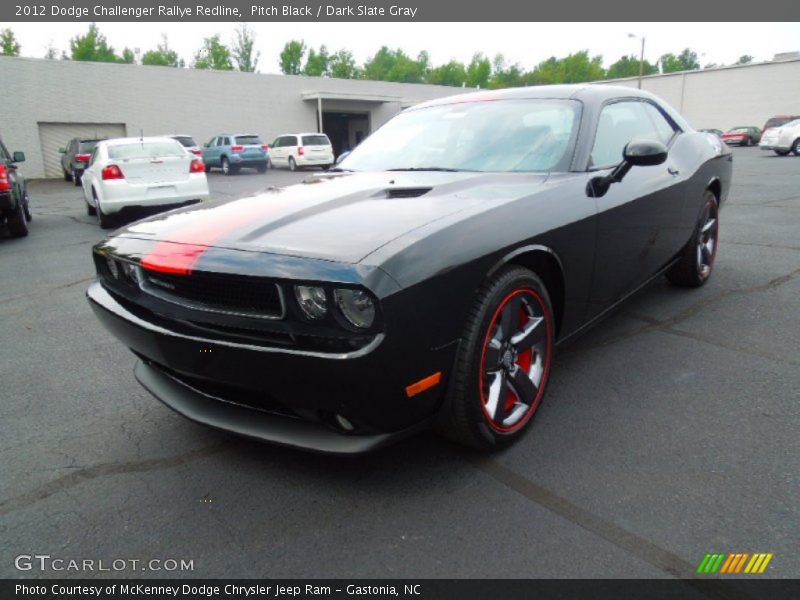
[387,167,476,172]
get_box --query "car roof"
[216,133,260,137]
[278,132,329,137]
[169,134,195,138]
[101,136,181,146]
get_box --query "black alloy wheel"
[438,266,554,449]
[667,190,719,287]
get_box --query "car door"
[203,137,219,165]
[271,136,284,165]
[586,99,685,317]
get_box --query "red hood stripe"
[140,196,296,275]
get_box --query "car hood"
[117,171,550,265]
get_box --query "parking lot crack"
[0,440,236,517]
[470,457,759,599]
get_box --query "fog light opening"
[334,414,355,432]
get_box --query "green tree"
[606,54,658,79]
[528,51,605,85]
[0,28,20,57]
[488,55,525,88]
[70,24,121,63]
[362,47,427,83]
[426,60,467,87]
[660,48,700,73]
[328,49,358,79]
[465,53,491,88]
[735,55,753,65]
[141,35,184,67]
[304,45,329,77]
[279,40,306,75]
[232,24,259,72]
[44,44,58,60]
[192,35,232,70]
[120,47,136,64]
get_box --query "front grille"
[140,269,284,319]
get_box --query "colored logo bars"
[697,553,773,574]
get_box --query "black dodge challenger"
[88,85,732,454]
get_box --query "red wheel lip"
[699,197,720,280]
[478,287,553,434]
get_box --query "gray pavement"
[0,150,797,579]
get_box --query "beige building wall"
[0,56,466,178]
[601,59,800,131]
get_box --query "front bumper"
[86,281,454,452]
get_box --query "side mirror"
[58,147,66,154]
[12,151,25,163]
[335,151,350,165]
[587,139,667,198]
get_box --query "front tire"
[774,149,790,156]
[257,162,268,173]
[221,157,232,176]
[437,266,555,450]
[666,190,719,287]
[6,199,28,237]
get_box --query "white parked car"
[759,119,800,156]
[269,133,334,171]
[81,137,210,228]
[168,134,203,157]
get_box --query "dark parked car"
[88,85,732,453]
[0,138,30,238]
[720,126,761,146]
[60,138,104,186]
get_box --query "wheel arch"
[706,176,722,203]
[486,245,566,335]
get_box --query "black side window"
[591,101,664,168]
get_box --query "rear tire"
[792,139,800,156]
[204,164,211,173]
[257,162,268,173]
[63,169,71,182]
[774,149,790,156]
[94,190,111,228]
[7,200,28,237]
[221,157,232,176]
[288,156,297,172]
[666,190,719,287]
[436,266,555,450]
[86,199,96,216]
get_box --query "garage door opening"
[321,112,370,158]
[38,122,126,178]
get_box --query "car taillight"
[231,145,244,152]
[75,153,91,162]
[102,165,124,180]
[261,144,269,151]
[0,164,9,191]
[191,149,203,156]
[189,159,205,173]
[298,146,305,156]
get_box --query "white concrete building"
[0,56,466,178]
[601,57,800,133]
[2,55,798,179]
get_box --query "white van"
[269,133,335,171]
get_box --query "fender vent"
[385,187,432,199]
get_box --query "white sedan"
[81,136,210,228]
[759,119,800,156]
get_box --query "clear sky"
[8,21,800,72]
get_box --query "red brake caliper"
[505,304,532,413]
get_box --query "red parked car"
[720,126,761,146]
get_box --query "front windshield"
[339,99,580,173]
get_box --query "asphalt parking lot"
[1,150,798,580]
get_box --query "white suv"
[269,133,334,171]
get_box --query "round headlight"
[294,285,328,319]
[105,256,119,279]
[334,288,375,329]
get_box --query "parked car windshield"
[301,135,330,146]
[234,135,263,145]
[339,99,580,173]
[108,141,185,160]
[173,136,197,147]
[79,140,100,153]
[728,127,751,133]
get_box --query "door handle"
[667,166,680,176]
